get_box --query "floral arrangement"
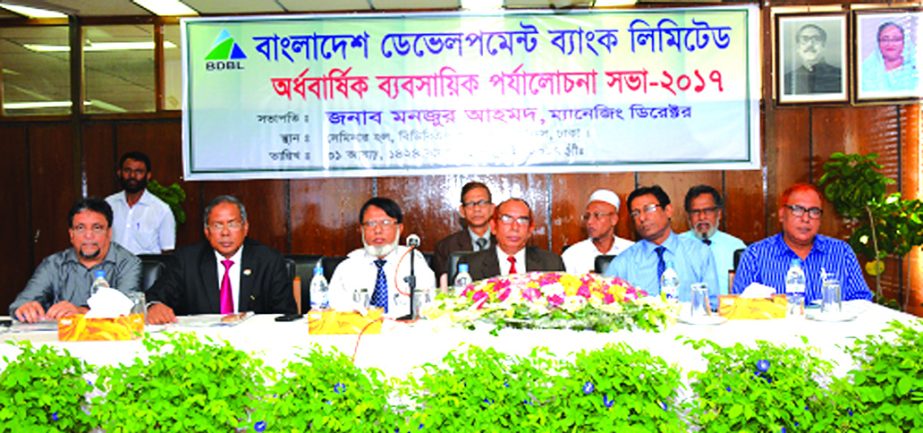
[426,272,674,333]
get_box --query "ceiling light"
[594,0,636,6]
[132,0,197,16]
[0,3,67,18]
[461,0,504,11]
[5,100,125,113]
[24,41,177,52]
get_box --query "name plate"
[307,309,383,334]
[718,295,787,320]
[58,314,145,341]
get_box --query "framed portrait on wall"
[854,9,922,102]
[776,13,849,104]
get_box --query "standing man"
[465,198,565,281]
[562,189,634,274]
[784,23,843,95]
[105,151,176,254]
[679,185,746,295]
[146,195,295,324]
[10,198,141,322]
[433,181,496,282]
[732,183,872,303]
[604,185,719,303]
[328,197,435,318]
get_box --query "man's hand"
[146,303,176,324]
[14,301,46,323]
[45,301,84,320]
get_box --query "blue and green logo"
[205,29,246,61]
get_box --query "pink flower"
[497,287,512,302]
[472,291,488,303]
[539,273,561,286]
[603,293,615,304]
[522,288,541,301]
[548,294,564,306]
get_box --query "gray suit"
[433,229,495,278]
[464,246,565,281]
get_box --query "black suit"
[465,246,565,281]
[147,238,296,315]
[433,230,495,278]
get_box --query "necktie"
[703,239,712,246]
[372,259,389,312]
[507,256,518,274]
[654,246,666,282]
[475,237,488,251]
[219,259,234,314]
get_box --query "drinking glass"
[821,278,842,314]
[690,283,710,317]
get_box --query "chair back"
[594,255,616,274]
[448,250,477,283]
[321,256,348,283]
[285,254,323,312]
[139,259,165,291]
[733,248,745,270]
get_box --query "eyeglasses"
[362,219,397,229]
[208,221,244,231]
[688,206,719,217]
[462,199,492,208]
[785,204,823,219]
[629,204,661,218]
[797,35,824,44]
[73,224,107,235]
[498,214,531,225]
[582,211,614,221]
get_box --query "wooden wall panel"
[290,178,373,255]
[0,126,33,310]
[550,173,636,253]
[29,123,77,264]
[765,107,812,234]
[725,169,765,244]
[900,106,921,316]
[83,123,116,198]
[636,170,723,235]
[201,180,288,252]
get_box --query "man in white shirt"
[678,185,747,295]
[328,197,435,318]
[562,189,635,274]
[105,151,175,254]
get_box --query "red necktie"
[220,259,234,314]
[507,256,518,274]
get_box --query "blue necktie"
[655,246,666,282]
[372,259,388,312]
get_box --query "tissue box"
[308,309,383,335]
[718,295,788,320]
[58,314,144,341]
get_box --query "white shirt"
[562,236,635,274]
[328,246,436,318]
[214,247,243,313]
[496,246,527,276]
[106,189,176,254]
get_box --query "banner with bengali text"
[182,7,760,180]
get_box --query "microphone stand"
[398,241,418,321]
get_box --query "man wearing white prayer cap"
[562,189,634,274]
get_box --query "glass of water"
[690,283,710,317]
[821,278,842,314]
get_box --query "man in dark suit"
[465,198,565,281]
[146,195,295,324]
[433,181,496,282]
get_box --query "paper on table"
[740,283,777,299]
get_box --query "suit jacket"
[465,246,565,281]
[147,238,296,315]
[433,229,495,278]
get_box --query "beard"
[692,220,718,241]
[120,176,147,194]
[78,244,101,260]
[362,228,401,258]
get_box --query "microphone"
[400,234,421,320]
[406,234,421,248]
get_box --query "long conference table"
[0,300,919,380]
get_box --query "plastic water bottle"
[90,269,110,296]
[660,261,680,301]
[785,258,807,316]
[309,266,329,310]
[453,263,472,296]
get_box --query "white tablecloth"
[1,301,918,379]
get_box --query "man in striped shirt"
[732,183,872,303]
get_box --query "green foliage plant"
[0,341,95,433]
[92,332,267,432]
[251,345,398,433]
[685,338,840,433]
[836,320,923,433]
[148,179,187,224]
[819,152,923,308]
[557,342,685,432]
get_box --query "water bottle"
[309,266,329,310]
[453,263,472,296]
[659,261,680,301]
[90,269,110,296]
[785,258,806,316]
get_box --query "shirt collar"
[214,244,244,264]
[770,233,830,257]
[467,227,491,244]
[639,231,678,254]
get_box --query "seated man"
[562,189,634,274]
[604,185,719,303]
[732,183,872,302]
[679,185,746,295]
[10,197,141,322]
[328,197,436,318]
[433,181,496,282]
[146,195,296,324]
[465,198,565,281]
